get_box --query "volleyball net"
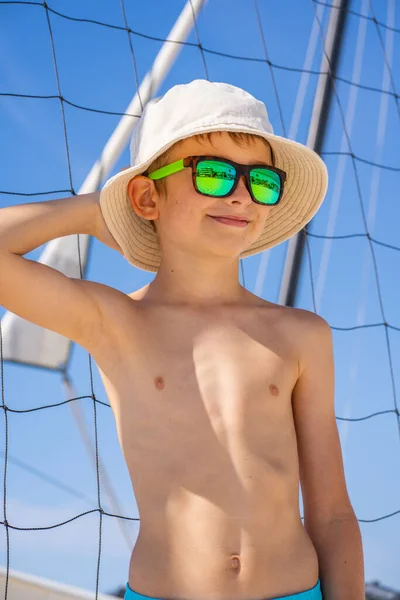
[0,0,399,597]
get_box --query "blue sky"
[1,0,400,596]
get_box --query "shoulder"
[286,308,333,377]
[286,306,331,333]
[83,280,143,339]
[262,304,332,375]
[84,280,146,309]
[263,302,330,334]
[83,279,133,313]
[282,305,331,340]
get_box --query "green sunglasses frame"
[143,155,287,206]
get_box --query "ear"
[127,175,160,222]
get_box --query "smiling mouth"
[208,216,249,227]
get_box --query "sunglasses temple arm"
[147,159,185,180]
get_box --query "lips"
[209,215,249,227]
[209,215,249,222]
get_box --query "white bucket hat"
[99,79,328,272]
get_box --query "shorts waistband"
[124,578,322,600]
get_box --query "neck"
[143,256,249,307]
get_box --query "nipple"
[269,383,279,396]
[154,376,165,390]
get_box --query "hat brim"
[99,127,328,272]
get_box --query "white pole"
[63,377,134,553]
[1,4,207,595]
[79,0,208,195]
[1,0,208,366]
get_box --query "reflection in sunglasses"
[197,166,235,180]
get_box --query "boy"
[0,80,364,600]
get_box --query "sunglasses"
[144,155,287,206]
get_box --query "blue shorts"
[124,578,322,600]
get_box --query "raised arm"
[0,192,121,352]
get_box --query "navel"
[228,553,241,573]
[269,383,279,396]
[154,376,165,390]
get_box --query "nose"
[231,175,252,205]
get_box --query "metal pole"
[278,0,350,307]
[80,0,208,194]
[63,376,134,553]
[1,0,208,367]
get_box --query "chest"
[95,307,298,449]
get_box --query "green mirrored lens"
[196,160,236,196]
[250,168,281,205]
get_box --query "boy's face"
[130,132,275,264]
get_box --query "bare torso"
[91,285,319,600]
